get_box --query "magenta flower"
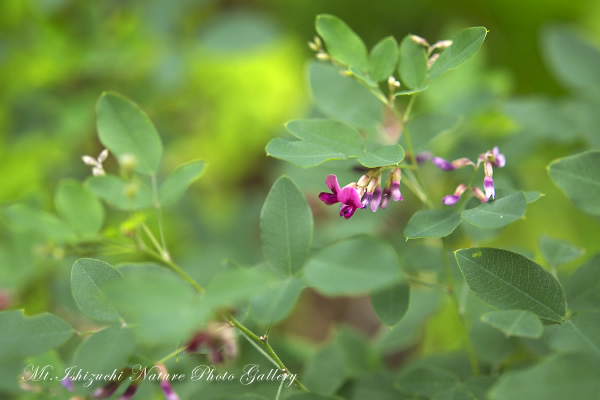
[370,186,383,212]
[318,174,341,205]
[339,186,362,219]
[442,184,467,206]
[60,378,74,392]
[432,157,455,171]
[473,187,488,203]
[492,146,505,168]
[160,381,179,400]
[391,168,403,201]
[118,381,140,400]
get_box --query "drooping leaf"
[549,312,600,355]
[369,36,398,82]
[455,248,567,322]
[541,25,600,91]
[0,311,73,360]
[404,209,461,239]
[548,150,600,216]
[96,92,163,175]
[489,353,600,400]
[565,253,600,312]
[481,310,544,338]
[461,192,526,229]
[266,139,347,168]
[358,145,405,168]
[159,160,206,206]
[285,119,365,157]
[316,14,369,71]
[260,176,313,276]
[2,204,74,241]
[71,258,125,322]
[398,35,428,89]
[86,175,153,211]
[72,327,136,374]
[303,236,403,296]
[428,27,488,79]
[55,179,104,235]
[539,235,584,267]
[251,277,305,324]
[370,281,410,327]
[396,367,459,398]
[309,62,383,129]
[303,345,346,394]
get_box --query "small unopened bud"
[308,41,319,51]
[98,149,109,162]
[82,155,97,166]
[357,174,370,187]
[316,52,329,61]
[431,40,453,51]
[387,75,401,88]
[410,34,430,47]
[473,187,488,203]
[484,161,494,178]
[428,53,440,69]
[92,166,105,176]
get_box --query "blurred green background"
[1,0,599,342]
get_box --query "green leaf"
[286,394,341,400]
[541,25,600,91]
[549,312,600,355]
[404,114,461,151]
[351,373,399,400]
[358,145,405,168]
[315,14,369,71]
[524,191,543,204]
[428,27,488,80]
[159,160,206,206]
[96,92,163,175]
[396,367,459,398]
[71,258,125,322]
[471,320,517,364]
[488,353,600,400]
[370,282,410,326]
[266,138,347,168]
[481,310,544,338]
[2,204,74,241]
[55,179,104,234]
[303,236,403,296]
[205,267,277,309]
[303,346,346,394]
[504,97,575,142]
[285,119,365,157]
[455,248,567,322]
[0,310,73,360]
[461,192,526,229]
[86,175,153,211]
[565,254,600,312]
[548,150,600,216]
[369,36,398,82]
[251,277,305,324]
[72,327,136,373]
[309,62,383,129]
[260,176,313,276]
[432,387,478,400]
[398,35,428,89]
[404,209,461,239]
[539,235,584,267]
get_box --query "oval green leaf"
[316,14,369,71]
[55,180,104,234]
[2,204,74,242]
[370,281,410,327]
[461,192,526,229]
[266,139,347,168]
[286,119,365,157]
[96,92,163,175]
[548,150,600,216]
[398,35,428,89]
[71,258,125,322]
[455,248,566,322]
[303,236,403,296]
[0,310,73,360]
[72,327,136,373]
[303,345,345,395]
[159,160,206,206]
[404,209,461,239]
[428,27,488,80]
[369,36,398,82]
[251,277,305,324]
[260,176,313,276]
[481,310,544,338]
[86,175,153,211]
[565,253,600,312]
[539,235,584,267]
[358,144,405,168]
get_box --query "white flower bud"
[92,167,105,176]
[410,34,430,47]
[97,149,109,162]
[316,52,330,61]
[82,155,98,166]
[431,40,453,51]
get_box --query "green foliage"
[260,176,313,275]
[316,14,369,71]
[455,248,566,322]
[358,145,405,168]
[396,367,459,398]
[303,345,346,394]
[539,235,584,267]
[250,278,305,324]
[548,150,600,216]
[461,192,526,229]
[159,160,206,206]
[72,327,136,374]
[2,204,74,242]
[86,175,153,211]
[369,282,410,327]
[369,37,398,82]
[398,35,428,89]
[565,254,600,312]
[428,27,488,79]
[548,312,600,355]
[405,209,462,239]
[481,310,544,338]
[55,180,105,235]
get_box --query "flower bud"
[119,153,137,172]
[410,34,430,47]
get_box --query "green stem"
[401,170,428,205]
[142,223,165,255]
[151,174,170,261]
[157,346,188,364]
[228,314,308,392]
[143,249,205,294]
[441,238,480,375]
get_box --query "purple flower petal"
[380,194,390,209]
[339,204,357,219]
[473,187,488,203]
[318,192,339,205]
[325,174,340,194]
[361,192,373,208]
[484,176,495,199]
[415,152,431,164]
[339,186,362,208]
[61,378,74,392]
[391,182,403,201]
[442,194,460,206]
[370,187,382,212]
[118,382,140,400]
[160,381,180,400]
[432,157,456,171]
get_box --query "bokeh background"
[1,0,600,395]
